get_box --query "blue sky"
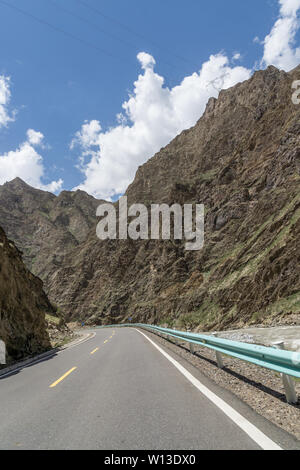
[0,0,299,199]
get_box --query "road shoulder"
[0,330,95,379]
[136,327,300,450]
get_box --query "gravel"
[216,326,300,352]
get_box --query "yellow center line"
[104,340,108,344]
[90,347,99,355]
[49,367,77,388]
[109,336,113,339]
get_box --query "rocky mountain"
[0,226,52,363]
[46,65,300,330]
[0,178,102,304]
[1,65,300,332]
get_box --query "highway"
[0,327,298,450]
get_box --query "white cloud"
[232,53,242,61]
[0,78,61,192]
[26,128,44,146]
[1,0,297,199]
[0,130,63,192]
[72,53,250,200]
[280,0,300,16]
[72,0,300,200]
[0,75,15,128]
[137,52,156,70]
[70,119,102,150]
[262,0,300,70]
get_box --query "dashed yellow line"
[90,347,99,355]
[104,340,108,344]
[50,367,77,388]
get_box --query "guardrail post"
[212,333,224,369]
[187,330,195,354]
[172,329,179,346]
[0,340,6,365]
[273,341,298,405]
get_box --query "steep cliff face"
[1,65,300,331]
[0,226,52,363]
[0,178,102,295]
[46,65,300,330]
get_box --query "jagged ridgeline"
[0,65,299,330]
[0,226,52,363]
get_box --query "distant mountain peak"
[6,177,29,187]
[0,177,102,284]
[47,64,300,328]
[0,65,299,331]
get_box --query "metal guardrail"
[98,323,300,404]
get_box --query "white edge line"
[61,332,96,351]
[135,328,282,451]
[0,332,97,379]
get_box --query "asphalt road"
[0,327,298,450]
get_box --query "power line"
[48,0,182,72]
[76,0,199,70]
[48,0,139,52]
[0,0,132,65]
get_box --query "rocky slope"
[1,65,300,331]
[0,178,102,303]
[46,65,300,330]
[0,226,52,363]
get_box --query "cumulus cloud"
[70,120,102,150]
[137,52,156,70]
[262,0,300,70]
[1,0,296,198]
[72,53,251,199]
[26,128,44,146]
[0,78,61,192]
[71,0,300,200]
[0,75,15,128]
[0,131,63,192]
